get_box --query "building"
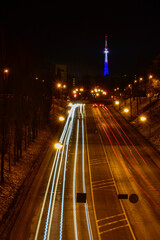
[55,64,67,83]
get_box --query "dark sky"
[1,1,160,77]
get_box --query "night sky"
[1,1,160,78]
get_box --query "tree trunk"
[1,152,4,183]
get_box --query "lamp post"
[128,84,132,117]
[115,100,120,110]
[1,68,10,182]
[149,97,152,137]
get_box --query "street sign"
[129,194,139,203]
[118,193,139,203]
[118,194,128,199]
[77,193,86,203]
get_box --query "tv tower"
[104,35,109,76]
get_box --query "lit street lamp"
[59,116,65,122]
[54,143,63,150]
[140,116,146,122]
[115,100,120,110]
[3,68,9,81]
[4,69,9,73]
[124,108,129,113]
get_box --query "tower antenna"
[104,35,109,76]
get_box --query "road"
[8,103,160,240]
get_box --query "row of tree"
[0,28,52,183]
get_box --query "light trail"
[36,103,93,240]
[97,115,160,210]
[99,108,160,196]
[104,106,148,165]
[73,119,79,240]
[34,150,59,240]
[46,104,78,240]
[85,109,101,240]
[44,106,77,240]
[35,104,78,240]
[81,105,93,240]
[59,105,76,240]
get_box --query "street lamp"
[3,68,9,81]
[59,116,65,121]
[140,116,146,122]
[54,143,63,150]
[4,69,9,73]
[134,80,138,84]
[68,102,73,107]
[124,108,129,113]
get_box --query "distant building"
[55,64,67,83]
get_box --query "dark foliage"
[0,29,52,182]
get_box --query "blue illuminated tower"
[104,35,109,76]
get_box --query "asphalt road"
[7,103,160,240]
[89,104,160,240]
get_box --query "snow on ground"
[0,130,50,222]
[0,100,66,224]
[117,96,160,151]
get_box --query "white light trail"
[46,105,78,240]
[59,106,76,240]
[73,119,79,240]
[82,105,93,240]
[35,104,77,240]
[36,103,93,240]
[34,150,59,240]
[44,122,72,240]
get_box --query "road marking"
[97,213,125,223]
[98,132,136,240]
[92,179,113,184]
[99,218,127,228]
[92,179,115,190]
[100,224,129,235]
[82,106,93,240]
[93,184,115,191]
[91,158,107,161]
[90,161,107,166]
[92,180,114,187]
[98,112,160,210]
[85,113,101,240]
